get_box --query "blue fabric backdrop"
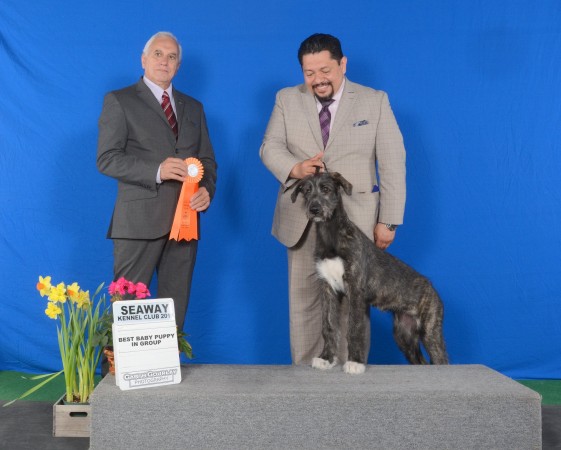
[1,1,560,379]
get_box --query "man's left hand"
[374,223,395,250]
[190,187,211,212]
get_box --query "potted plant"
[4,276,108,436]
[4,276,106,407]
[92,277,193,375]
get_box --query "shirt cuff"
[156,165,162,184]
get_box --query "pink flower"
[108,278,150,300]
[125,280,136,295]
[134,282,150,299]
[109,277,127,296]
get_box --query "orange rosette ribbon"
[169,158,204,241]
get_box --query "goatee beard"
[315,93,333,102]
[313,82,333,102]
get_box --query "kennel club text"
[291,171,448,375]
[117,303,172,321]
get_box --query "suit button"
[175,149,179,154]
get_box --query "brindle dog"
[291,172,448,374]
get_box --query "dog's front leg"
[343,296,370,375]
[312,283,341,370]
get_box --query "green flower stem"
[58,283,106,403]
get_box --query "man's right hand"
[160,157,188,182]
[289,152,324,179]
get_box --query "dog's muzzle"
[307,201,326,222]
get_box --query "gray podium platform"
[90,364,541,450]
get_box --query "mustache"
[312,81,332,89]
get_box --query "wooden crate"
[53,395,91,437]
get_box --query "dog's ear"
[331,172,353,196]
[290,180,303,203]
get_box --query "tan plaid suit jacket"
[261,78,406,245]
[260,78,406,364]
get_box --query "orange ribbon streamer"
[169,158,204,241]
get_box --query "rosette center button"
[187,164,199,178]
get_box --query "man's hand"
[190,187,211,212]
[289,152,324,179]
[160,157,188,182]
[374,223,396,250]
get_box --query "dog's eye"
[320,185,330,194]
[302,186,311,195]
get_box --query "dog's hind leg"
[312,283,341,370]
[420,293,449,364]
[343,296,370,374]
[393,311,427,365]
[423,329,448,364]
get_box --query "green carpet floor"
[518,379,561,406]
[1,370,559,405]
[0,371,102,405]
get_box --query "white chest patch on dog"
[316,257,345,293]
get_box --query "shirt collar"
[143,76,174,102]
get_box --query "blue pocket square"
[353,120,369,127]
[372,185,379,193]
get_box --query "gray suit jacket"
[260,79,406,247]
[97,78,217,239]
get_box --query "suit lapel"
[327,78,356,149]
[173,89,186,136]
[300,86,324,151]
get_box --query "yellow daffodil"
[48,282,67,303]
[76,290,91,309]
[30,275,109,405]
[37,276,52,297]
[45,302,62,319]
[67,282,81,303]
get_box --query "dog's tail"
[419,286,449,365]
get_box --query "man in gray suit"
[97,31,217,331]
[260,33,406,365]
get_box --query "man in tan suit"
[260,33,406,365]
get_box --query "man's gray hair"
[143,31,182,63]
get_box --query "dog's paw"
[312,357,338,370]
[343,361,365,375]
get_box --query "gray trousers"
[113,235,198,330]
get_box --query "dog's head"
[290,172,352,222]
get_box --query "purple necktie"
[319,99,335,148]
[161,92,178,139]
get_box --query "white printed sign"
[112,298,181,390]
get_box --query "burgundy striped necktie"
[161,91,178,139]
[319,99,335,148]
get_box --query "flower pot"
[103,346,115,375]
[53,394,91,437]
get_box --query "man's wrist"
[382,223,398,232]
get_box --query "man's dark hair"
[298,33,344,66]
